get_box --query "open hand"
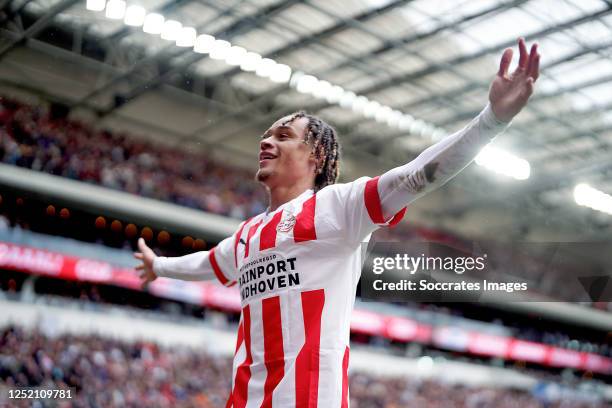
[489,38,540,123]
[134,237,158,289]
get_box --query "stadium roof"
[1,0,611,244]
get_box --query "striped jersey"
[199,176,403,408]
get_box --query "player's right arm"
[134,236,236,288]
[332,38,539,244]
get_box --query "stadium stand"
[1,297,610,408]
[0,95,267,219]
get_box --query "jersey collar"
[265,188,314,216]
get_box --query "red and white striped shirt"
[153,104,508,407]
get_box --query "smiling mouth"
[259,153,277,162]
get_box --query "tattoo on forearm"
[424,162,439,182]
[396,168,426,193]
[383,111,497,210]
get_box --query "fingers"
[529,54,540,81]
[523,77,534,98]
[498,48,513,78]
[527,43,537,70]
[517,37,528,70]
[527,44,540,82]
[137,237,148,253]
[135,243,157,290]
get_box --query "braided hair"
[281,111,341,192]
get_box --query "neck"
[268,179,314,211]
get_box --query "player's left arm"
[377,38,540,219]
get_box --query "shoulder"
[221,213,266,246]
[237,213,266,230]
[316,177,379,210]
[318,176,373,199]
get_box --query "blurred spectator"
[0,326,609,408]
[0,326,232,407]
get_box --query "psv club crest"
[277,213,296,232]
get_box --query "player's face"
[256,116,316,190]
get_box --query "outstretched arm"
[377,38,540,219]
[134,238,208,285]
[134,237,236,288]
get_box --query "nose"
[260,137,274,150]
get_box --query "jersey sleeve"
[329,176,408,244]
[152,234,237,287]
[330,103,510,244]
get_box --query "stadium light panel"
[398,114,414,131]
[86,0,106,11]
[363,100,381,118]
[124,5,145,26]
[423,123,437,139]
[225,46,247,66]
[475,146,530,180]
[239,52,262,72]
[296,74,318,94]
[574,183,591,207]
[351,96,369,115]
[325,85,345,104]
[387,110,403,128]
[270,64,292,83]
[193,34,215,54]
[375,105,392,123]
[312,80,332,99]
[176,27,196,47]
[409,119,426,136]
[419,124,435,138]
[160,20,182,41]
[142,13,164,34]
[105,0,126,19]
[209,40,231,60]
[255,58,277,78]
[574,183,612,214]
[432,129,446,141]
[339,91,356,109]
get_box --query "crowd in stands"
[1,326,608,408]
[0,326,231,407]
[0,96,267,219]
